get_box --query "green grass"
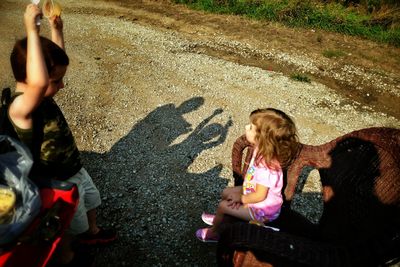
[291,73,311,83]
[322,49,347,58]
[173,0,400,47]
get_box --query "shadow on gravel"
[81,96,233,266]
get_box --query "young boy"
[8,4,116,266]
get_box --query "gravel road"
[0,0,399,266]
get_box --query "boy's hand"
[48,15,63,32]
[48,14,65,50]
[24,4,42,33]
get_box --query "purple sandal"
[195,228,219,243]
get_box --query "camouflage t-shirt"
[10,96,82,180]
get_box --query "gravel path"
[0,0,399,266]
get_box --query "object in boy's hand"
[31,0,42,25]
[43,0,62,18]
[0,186,16,224]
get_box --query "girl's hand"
[227,192,242,209]
[48,15,63,32]
[24,4,42,33]
[227,200,241,209]
[229,192,242,203]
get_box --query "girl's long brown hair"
[250,108,300,170]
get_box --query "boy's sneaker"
[79,227,117,245]
[195,228,219,243]
[48,247,95,267]
[201,212,215,226]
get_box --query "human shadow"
[282,136,399,243]
[300,137,399,264]
[81,96,233,266]
[317,137,399,244]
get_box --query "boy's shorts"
[65,167,101,235]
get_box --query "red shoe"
[79,227,117,245]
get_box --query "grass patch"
[173,0,400,47]
[291,73,311,83]
[322,49,347,58]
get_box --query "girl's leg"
[211,199,252,233]
[201,187,242,226]
[196,199,251,242]
[221,186,242,200]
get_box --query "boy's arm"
[9,4,49,129]
[25,6,48,90]
[49,16,65,50]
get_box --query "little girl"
[196,108,300,242]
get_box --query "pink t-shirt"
[242,152,283,222]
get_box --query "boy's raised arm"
[49,16,65,50]
[25,4,49,92]
[9,4,49,129]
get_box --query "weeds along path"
[0,0,399,266]
[97,0,400,119]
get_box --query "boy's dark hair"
[10,36,69,82]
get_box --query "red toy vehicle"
[0,136,79,267]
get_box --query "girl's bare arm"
[241,184,269,204]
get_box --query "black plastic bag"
[0,135,41,245]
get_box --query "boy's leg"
[53,234,95,267]
[77,168,117,244]
[80,207,117,245]
[52,172,91,266]
[67,168,98,235]
[86,209,99,235]
[57,234,75,264]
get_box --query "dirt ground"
[110,0,400,119]
[0,0,399,266]
[1,0,400,119]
